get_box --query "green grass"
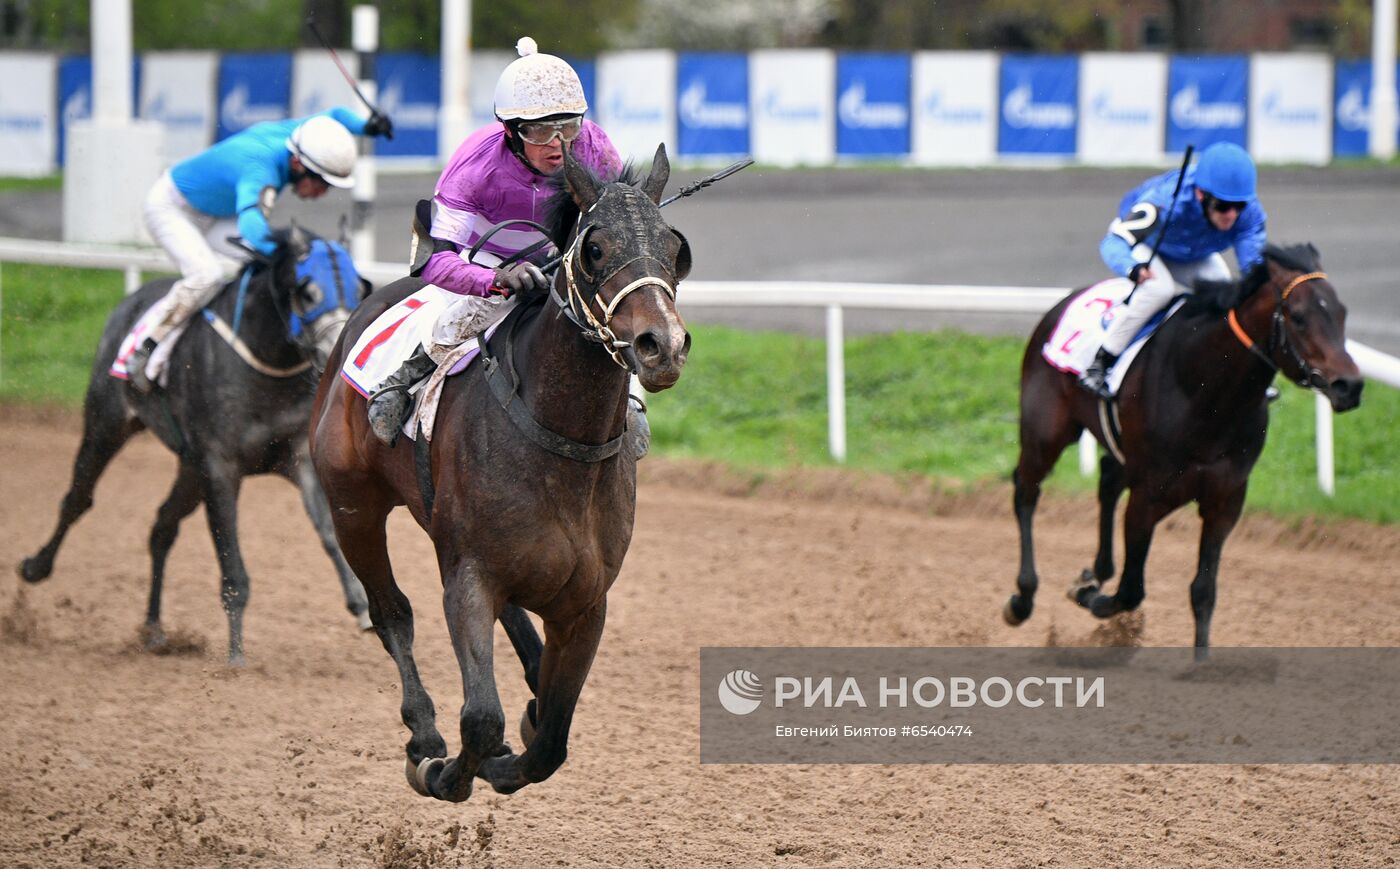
[1,263,124,405]
[2,264,1396,524]
[649,325,1400,525]
[0,175,62,193]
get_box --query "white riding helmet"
[493,37,587,121]
[285,115,356,188]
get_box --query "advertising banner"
[1333,59,1400,157]
[139,51,218,163]
[911,51,998,165]
[1077,53,1167,164]
[469,50,514,133]
[0,53,58,176]
[291,50,361,118]
[377,52,439,159]
[596,50,676,163]
[58,56,140,166]
[217,53,292,140]
[1165,55,1248,154]
[1249,53,1332,164]
[836,53,910,158]
[566,56,598,121]
[750,49,835,167]
[998,55,1078,157]
[676,53,749,159]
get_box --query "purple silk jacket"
[421,120,623,297]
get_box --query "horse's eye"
[1289,309,1306,328]
[586,242,603,261]
[300,280,324,306]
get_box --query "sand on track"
[1,409,1397,868]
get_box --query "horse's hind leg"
[1073,453,1126,598]
[199,463,253,666]
[1075,488,1161,620]
[329,489,447,773]
[19,387,141,583]
[1189,477,1247,660]
[415,565,506,803]
[143,463,204,649]
[284,453,370,630]
[477,600,607,796]
[499,604,543,741]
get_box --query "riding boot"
[125,338,159,394]
[367,347,438,446]
[1079,347,1120,401]
[626,395,651,460]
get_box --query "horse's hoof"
[405,757,433,797]
[1067,569,1099,605]
[520,704,537,747]
[354,609,374,631]
[17,557,49,584]
[140,623,168,652]
[1003,597,1027,627]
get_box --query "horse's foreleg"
[1006,413,1074,627]
[1077,489,1157,618]
[477,599,607,795]
[329,491,447,774]
[200,465,249,666]
[19,404,138,583]
[286,455,371,629]
[499,604,543,740]
[144,463,203,649]
[417,570,505,803]
[1091,454,1126,582]
[1191,480,1246,659]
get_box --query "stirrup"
[126,340,158,394]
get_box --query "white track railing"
[3,237,1397,496]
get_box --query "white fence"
[3,236,1398,496]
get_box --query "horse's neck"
[513,302,630,445]
[208,268,301,367]
[1171,289,1277,403]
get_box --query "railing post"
[826,304,846,463]
[1079,430,1097,476]
[1316,391,1335,496]
[124,265,141,295]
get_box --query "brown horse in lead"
[309,144,691,801]
[1004,244,1362,658]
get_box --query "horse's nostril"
[635,332,662,360]
[680,332,692,359]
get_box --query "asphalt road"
[4,164,1397,354]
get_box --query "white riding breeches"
[142,171,246,342]
[1100,244,1230,355]
[427,291,515,361]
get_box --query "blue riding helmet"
[1194,142,1257,201]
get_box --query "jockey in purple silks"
[366,36,627,446]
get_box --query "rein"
[1226,271,1328,389]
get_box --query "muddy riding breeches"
[1100,245,1230,356]
[142,171,246,343]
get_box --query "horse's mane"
[544,160,642,250]
[1188,243,1322,313]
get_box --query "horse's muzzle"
[1326,376,1363,413]
[631,326,691,391]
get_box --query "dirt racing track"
[1,408,1398,867]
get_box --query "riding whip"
[305,16,381,117]
[1124,144,1193,306]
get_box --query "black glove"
[364,111,394,140]
[492,262,549,297]
[1128,262,1151,285]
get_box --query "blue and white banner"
[566,56,598,121]
[676,53,749,159]
[292,50,361,119]
[1333,60,1400,157]
[1077,53,1167,165]
[596,50,676,163]
[469,50,513,132]
[750,49,835,167]
[0,53,58,176]
[911,51,997,165]
[998,55,1077,157]
[836,53,910,158]
[1166,56,1248,154]
[377,52,439,158]
[139,51,217,163]
[217,53,291,140]
[1249,53,1332,165]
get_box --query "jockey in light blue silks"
[365,37,626,446]
[127,107,393,393]
[1079,142,1268,399]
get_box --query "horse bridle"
[1226,270,1330,390]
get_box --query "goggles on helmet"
[516,116,582,146]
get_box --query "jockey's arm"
[235,175,279,256]
[420,246,496,297]
[322,106,370,137]
[1100,196,1163,279]
[1233,205,1268,274]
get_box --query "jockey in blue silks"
[127,106,393,393]
[1080,142,1268,399]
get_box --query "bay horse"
[1004,244,1362,658]
[19,226,371,665]
[309,144,691,802]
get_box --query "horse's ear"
[670,227,692,281]
[641,143,669,205]
[563,145,602,211]
[1308,242,1322,268]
